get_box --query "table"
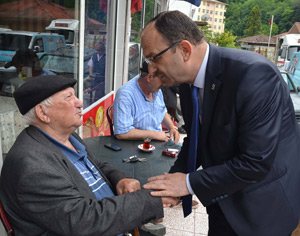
[83,136,181,186]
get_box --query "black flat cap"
[13,75,77,115]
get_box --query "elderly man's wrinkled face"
[47,87,83,130]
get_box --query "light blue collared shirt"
[113,76,167,134]
[186,43,210,195]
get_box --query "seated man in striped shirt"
[0,75,177,236]
[113,61,180,143]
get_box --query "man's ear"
[179,40,192,62]
[146,73,152,82]
[35,105,50,123]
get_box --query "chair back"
[106,104,114,136]
[0,201,14,236]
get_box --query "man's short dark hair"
[144,10,204,46]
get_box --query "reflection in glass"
[0,0,79,159]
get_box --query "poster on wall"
[82,91,114,139]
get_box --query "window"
[214,25,216,29]
[207,10,209,13]
[198,8,201,12]
[219,19,222,23]
[216,4,219,8]
[207,3,210,6]
[220,12,223,16]
[215,18,217,22]
[221,5,223,9]
[210,10,213,14]
[216,11,218,15]
[219,26,221,30]
[0,0,83,156]
[203,9,205,13]
[203,2,206,6]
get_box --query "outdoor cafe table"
[83,135,182,185]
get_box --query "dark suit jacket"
[0,126,163,236]
[170,44,300,235]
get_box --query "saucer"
[138,144,155,152]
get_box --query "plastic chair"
[0,201,14,236]
[106,104,114,136]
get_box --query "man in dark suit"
[142,11,300,236]
[0,75,176,236]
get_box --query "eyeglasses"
[144,41,181,65]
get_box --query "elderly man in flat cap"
[0,75,177,236]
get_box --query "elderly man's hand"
[169,128,180,144]
[143,172,190,198]
[162,196,179,208]
[116,178,141,195]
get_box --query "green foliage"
[131,0,154,43]
[261,22,278,36]
[214,31,237,48]
[219,0,300,37]
[244,5,262,36]
[86,0,107,24]
[199,25,216,44]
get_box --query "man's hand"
[162,196,179,207]
[169,128,180,144]
[156,131,169,142]
[143,173,190,197]
[116,178,141,195]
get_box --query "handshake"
[118,172,190,208]
[143,172,190,208]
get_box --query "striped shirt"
[38,128,115,200]
[113,76,167,135]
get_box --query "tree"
[261,22,278,37]
[244,5,262,36]
[214,31,237,48]
[198,25,216,44]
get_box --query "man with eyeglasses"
[113,61,180,144]
[142,10,300,236]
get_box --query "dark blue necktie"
[182,85,199,217]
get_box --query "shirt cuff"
[186,173,194,195]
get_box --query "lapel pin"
[211,84,215,90]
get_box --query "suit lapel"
[201,44,223,145]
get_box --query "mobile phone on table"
[104,143,122,151]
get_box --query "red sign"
[55,23,69,27]
[82,92,114,139]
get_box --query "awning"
[184,0,201,7]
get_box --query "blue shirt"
[39,69,56,76]
[37,128,115,200]
[113,76,167,135]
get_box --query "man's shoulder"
[117,78,138,94]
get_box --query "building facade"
[196,0,227,35]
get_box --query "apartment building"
[196,0,228,35]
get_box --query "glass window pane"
[0,0,80,158]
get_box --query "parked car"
[286,52,300,88]
[280,70,300,124]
